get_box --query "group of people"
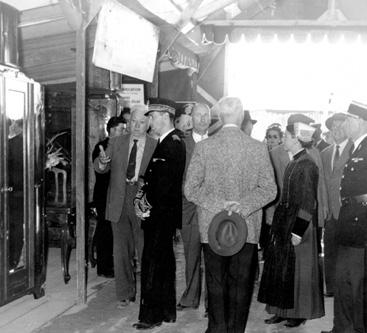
[91,95,367,333]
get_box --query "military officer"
[322,100,367,333]
[133,98,186,330]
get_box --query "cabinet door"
[3,77,33,300]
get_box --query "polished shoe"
[132,321,162,330]
[264,315,286,324]
[284,318,306,327]
[176,303,199,311]
[324,292,334,297]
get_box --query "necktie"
[333,145,340,170]
[126,139,138,180]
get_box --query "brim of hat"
[325,114,347,130]
[208,211,247,256]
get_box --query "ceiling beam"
[201,19,367,28]
[193,0,238,21]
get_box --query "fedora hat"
[208,211,247,256]
[325,113,347,130]
[243,110,257,124]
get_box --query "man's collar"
[222,124,239,128]
[159,128,175,143]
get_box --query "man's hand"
[224,201,240,216]
[98,145,111,169]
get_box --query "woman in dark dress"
[258,121,325,327]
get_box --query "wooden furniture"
[0,68,46,306]
[45,206,76,284]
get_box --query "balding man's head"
[192,103,211,135]
[217,97,244,126]
[130,104,149,138]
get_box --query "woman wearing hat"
[258,122,325,327]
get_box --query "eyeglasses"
[267,135,279,139]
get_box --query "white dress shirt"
[331,138,348,170]
[128,136,146,182]
[192,131,208,143]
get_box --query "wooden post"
[75,25,87,304]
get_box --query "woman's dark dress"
[258,149,324,319]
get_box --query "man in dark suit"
[92,117,125,278]
[322,101,367,333]
[133,98,186,330]
[94,105,157,308]
[177,103,211,313]
[320,113,352,297]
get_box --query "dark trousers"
[179,201,207,309]
[203,243,258,333]
[95,205,114,276]
[333,246,365,333]
[139,215,176,324]
[324,217,337,294]
[112,184,144,301]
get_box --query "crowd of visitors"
[92,96,367,333]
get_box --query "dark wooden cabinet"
[0,68,46,306]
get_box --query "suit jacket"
[321,140,353,220]
[338,136,367,247]
[185,126,277,244]
[142,128,186,231]
[94,134,157,223]
[269,144,290,196]
[316,139,330,152]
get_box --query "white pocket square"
[153,158,166,162]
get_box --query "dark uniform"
[138,128,186,325]
[333,135,367,333]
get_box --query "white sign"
[118,84,145,108]
[93,0,159,82]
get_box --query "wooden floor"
[0,243,335,333]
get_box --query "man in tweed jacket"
[185,97,277,333]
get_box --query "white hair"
[217,97,243,124]
[131,104,148,115]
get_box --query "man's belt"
[341,194,367,206]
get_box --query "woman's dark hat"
[208,211,247,256]
[287,114,314,125]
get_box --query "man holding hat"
[185,96,276,333]
[320,113,352,298]
[133,98,186,330]
[322,101,367,333]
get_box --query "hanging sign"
[93,0,160,82]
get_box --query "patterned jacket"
[184,126,277,243]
